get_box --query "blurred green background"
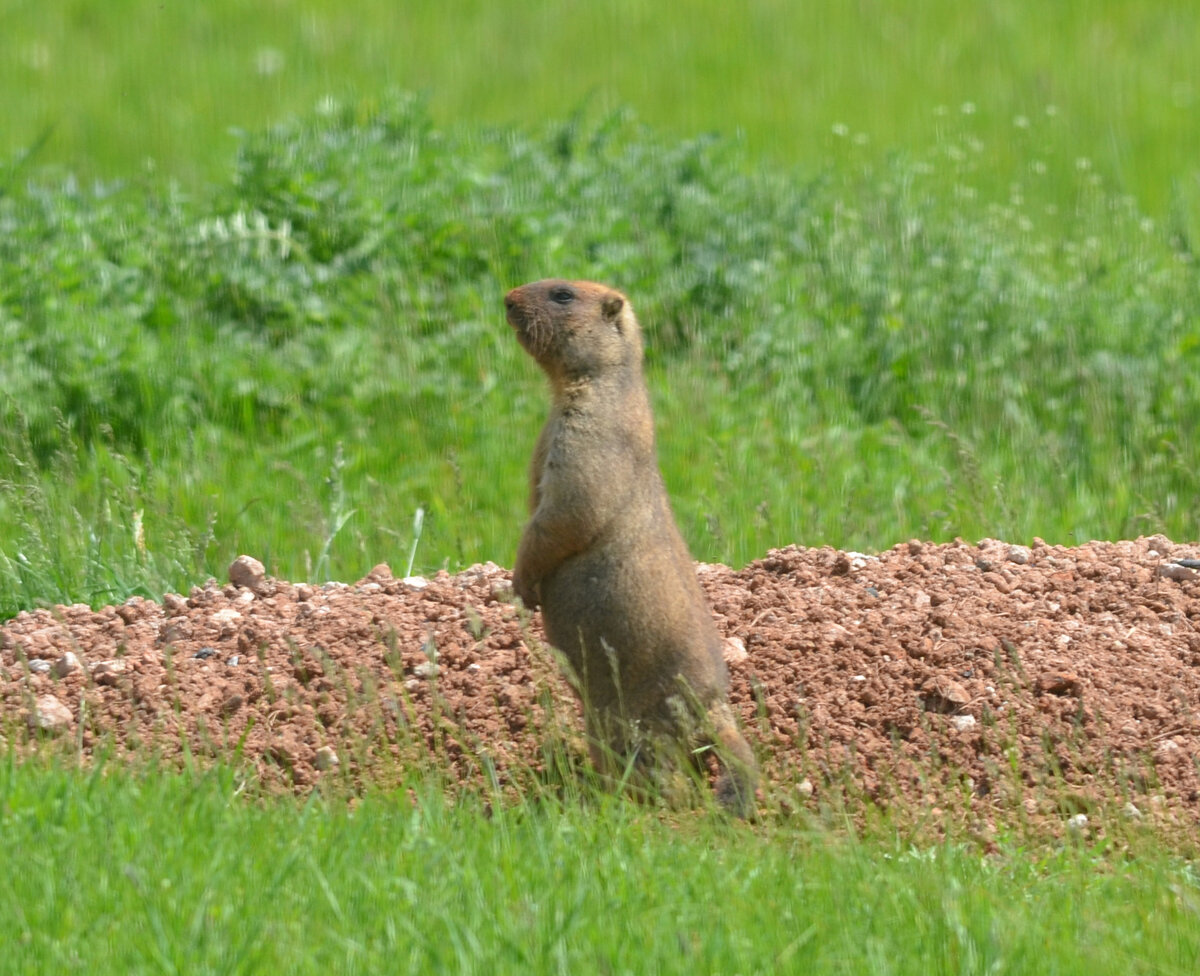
[4,1,1198,217]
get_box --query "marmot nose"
[504,291,518,311]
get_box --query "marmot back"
[505,278,757,816]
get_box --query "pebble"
[229,554,271,596]
[722,636,748,665]
[91,660,129,686]
[1035,672,1082,697]
[949,714,977,732]
[1006,545,1032,565]
[920,676,971,713]
[315,746,339,771]
[797,779,814,798]
[413,661,439,679]
[211,608,242,640]
[52,651,82,677]
[1157,563,1198,582]
[27,659,51,674]
[1066,813,1089,832]
[162,593,189,616]
[192,647,219,660]
[29,695,72,733]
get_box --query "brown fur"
[504,278,757,816]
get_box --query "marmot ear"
[602,293,625,324]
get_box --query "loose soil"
[4,536,1200,840]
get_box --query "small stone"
[52,651,81,677]
[1157,563,1198,582]
[162,593,189,616]
[315,746,339,771]
[1066,813,1089,832]
[116,598,146,624]
[211,608,242,639]
[226,655,240,667]
[295,584,314,602]
[1123,803,1142,820]
[722,636,748,666]
[1035,672,1082,697]
[229,555,271,596]
[1006,545,1031,565]
[192,647,219,660]
[363,563,393,583]
[920,676,971,713]
[949,714,977,732]
[797,779,814,798]
[27,659,51,674]
[91,660,128,686]
[29,695,72,733]
[846,551,874,570]
[402,576,429,590]
[158,620,190,646]
[413,661,439,679]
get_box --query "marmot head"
[504,279,643,381]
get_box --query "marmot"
[504,278,757,816]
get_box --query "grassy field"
[2,759,1198,975]
[3,1,1198,227]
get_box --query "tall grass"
[1,94,1197,615]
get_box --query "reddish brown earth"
[3,536,1200,840]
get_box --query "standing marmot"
[504,278,757,816]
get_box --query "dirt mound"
[3,537,1199,838]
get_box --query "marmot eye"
[549,286,575,305]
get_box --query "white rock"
[797,779,814,798]
[413,661,439,679]
[402,576,429,590]
[949,714,977,732]
[52,651,81,677]
[1006,545,1031,565]
[722,636,748,665]
[315,746,339,771]
[1066,813,1089,832]
[29,695,72,733]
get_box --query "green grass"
[2,759,1198,975]
[2,93,1198,616]
[3,1,1198,232]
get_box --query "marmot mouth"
[505,297,549,356]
